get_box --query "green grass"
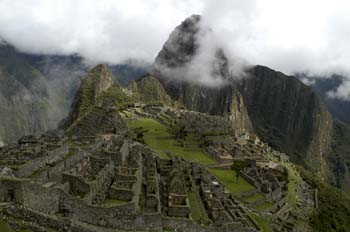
[0,221,14,232]
[248,213,273,232]
[285,163,302,208]
[244,193,265,203]
[102,198,128,206]
[127,117,214,164]
[187,187,211,225]
[255,202,274,211]
[208,169,256,195]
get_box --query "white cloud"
[0,0,204,64]
[0,0,350,79]
[327,79,350,100]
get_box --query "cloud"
[327,79,350,100]
[0,0,350,85]
[0,0,204,64]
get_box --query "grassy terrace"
[125,115,214,164]
[208,169,273,231]
[0,221,13,232]
[0,220,32,232]
[187,187,211,225]
[285,163,302,208]
[102,198,128,207]
[208,169,255,195]
[248,213,273,232]
[208,169,270,209]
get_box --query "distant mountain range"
[1,14,350,232]
[0,43,148,144]
[1,15,350,193]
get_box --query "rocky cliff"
[152,15,335,183]
[239,65,333,177]
[152,15,252,132]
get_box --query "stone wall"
[16,145,69,177]
[85,163,114,203]
[0,177,24,204]
[36,148,87,183]
[161,217,258,232]
[62,173,90,196]
[3,179,163,231]
[21,181,61,214]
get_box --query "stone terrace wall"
[16,145,69,177]
[162,217,258,232]
[36,148,88,183]
[85,163,114,203]
[22,181,61,214]
[0,177,25,204]
[7,180,163,231]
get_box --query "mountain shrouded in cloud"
[1,0,350,88]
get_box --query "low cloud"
[1,0,350,97]
[327,79,350,101]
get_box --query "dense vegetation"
[298,167,350,232]
[328,120,350,191]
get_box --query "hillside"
[1,12,350,232]
[0,44,51,143]
[297,74,350,125]
[151,15,338,184]
[127,75,173,105]
[152,15,252,132]
[0,44,150,144]
[239,66,333,177]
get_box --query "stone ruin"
[0,133,260,232]
[0,105,311,232]
[240,164,287,203]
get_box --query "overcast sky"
[0,0,350,78]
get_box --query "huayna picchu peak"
[1,5,350,232]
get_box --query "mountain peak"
[153,14,201,71]
[64,64,115,124]
[86,63,114,88]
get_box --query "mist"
[1,0,350,98]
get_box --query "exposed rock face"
[297,74,350,125]
[238,66,334,176]
[152,15,252,132]
[153,15,200,70]
[152,14,336,182]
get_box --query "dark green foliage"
[298,167,350,232]
[128,75,173,106]
[99,85,132,110]
[328,120,350,190]
[232,160,248,183]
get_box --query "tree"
[232,160,247,184]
